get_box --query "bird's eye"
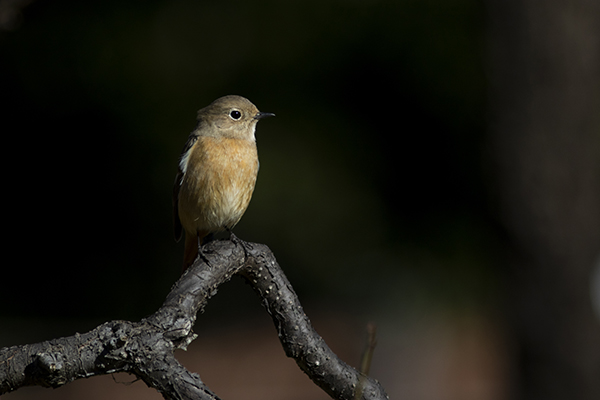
[230,110,242,120]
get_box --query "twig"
[355,322,378,400]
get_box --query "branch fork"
[1,240,388,400]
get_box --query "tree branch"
[0,240,388,400]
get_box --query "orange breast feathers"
[177,135,259,239]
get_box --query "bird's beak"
[254,112,275,120]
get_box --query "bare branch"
[1,240,388,400]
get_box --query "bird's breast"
[178,136,259,233]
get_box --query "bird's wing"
[172,169,184,242]
[173,133,199,242]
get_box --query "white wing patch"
[179,148,192,176]
[178,135,198,184]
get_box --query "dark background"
[1,1,599,399]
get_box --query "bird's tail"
[182,231,207,273]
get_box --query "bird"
[173,95,274,271]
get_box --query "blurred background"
[1,0,598,399]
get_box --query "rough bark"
[0,239,388,400]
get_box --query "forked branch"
[0,240,388,400]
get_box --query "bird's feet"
[228,231,252,261]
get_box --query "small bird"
[173,95,274,271]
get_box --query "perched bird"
[173,95,274,270]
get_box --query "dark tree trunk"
[486,1,600,399]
